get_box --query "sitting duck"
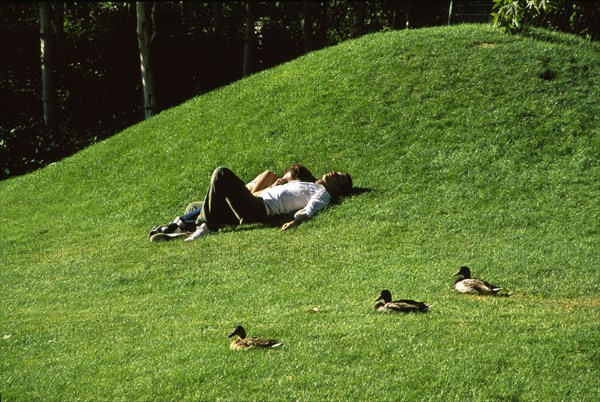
[374,289,430,313]
[452,266,502,295]
[227,325,283,350]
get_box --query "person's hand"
[272,178,287,187]
[280,214,306,231]
[280,220,299,231]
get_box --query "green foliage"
[491,0,599,38]
[1,25,599,400]
[492,0,554,33]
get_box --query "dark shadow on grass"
[346,186,372,198]
[522,27,592,47]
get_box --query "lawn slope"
[1,25,599,401]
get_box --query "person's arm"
[280,214,307,231]
[247,170,280,194]
[280,187,331,230]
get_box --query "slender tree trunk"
[352,1,366,38]
[136,2,157,119]
[243,1,257,77]
[392,2,407,29]
[39,2,57,130]
[317,2,327,48]
[303,1,315,53]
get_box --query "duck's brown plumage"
[374,289,430,313]
[227,325,283,350]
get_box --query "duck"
[374,289,430,313]
[227,325,283,350]
[452,266,502,295]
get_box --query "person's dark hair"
[285,164,317,182]
[339,173,353,196]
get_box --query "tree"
[390,2,408,29]
[303,1,316,53]
[317,2,328,48]
[136,2,157,119]
[39,2,58,130]
[243,2,257,77]
[352,1,366,37]
[492,0,556,34]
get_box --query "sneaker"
[163,222,180,234]
[150,232,190,242]
[148,225,163,237]
[174,217,187,231]
[148,222,181,238]
[185,223,213,242]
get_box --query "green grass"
[1,24,599,400]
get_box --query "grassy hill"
[1,24,599,400]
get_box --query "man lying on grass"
[150,166,352,242]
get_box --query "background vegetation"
[1,0,598,179]
[1,24,599,400]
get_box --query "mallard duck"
[227,325,283,350]
[374,289,430,313]
[453,266,502,295]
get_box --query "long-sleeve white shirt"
[259,181,331,221]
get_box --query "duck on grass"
[228,325,283,350]
[452,266,505,296]
[374,289,430,313]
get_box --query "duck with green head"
[374,289,430,313]
[452,266,502,295]
[227,325,283,350]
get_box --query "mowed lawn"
[1,24,599,400]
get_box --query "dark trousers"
[198,167,268,231]
[173,202,202,232]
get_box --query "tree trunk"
[136,2,157,119]
[352,1,366,38]
[242,2,257,77]
[317,2,328,48]
[303,1,315,53]
[39,2,57,130]
[392,3,407,30]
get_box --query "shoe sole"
[150,232,189,242]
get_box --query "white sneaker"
[185,223,213,242]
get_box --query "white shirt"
[260,181,331,221]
